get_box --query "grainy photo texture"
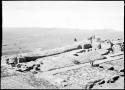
[1,1,124,89]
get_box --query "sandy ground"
[1,72,58,89]
[1,75,35,89]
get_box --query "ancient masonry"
[1,36,124,89]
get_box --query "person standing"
[74,38,77,42]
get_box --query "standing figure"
[89,35,101,50]
[74,38,77,42]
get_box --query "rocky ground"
[53,58,124,89]
[1,39,124,89]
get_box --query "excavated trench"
[18,46,82,63]
[7,43,89,64]
[1,39,124,89]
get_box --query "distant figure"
[74,38,77,42]
[89,35,101,50]
[88,35,95,44]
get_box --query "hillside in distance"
[2,28,124,55]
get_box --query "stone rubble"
[1,36,124,89]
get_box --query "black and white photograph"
[1,1,124,89]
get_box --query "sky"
[2,1,124,31]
